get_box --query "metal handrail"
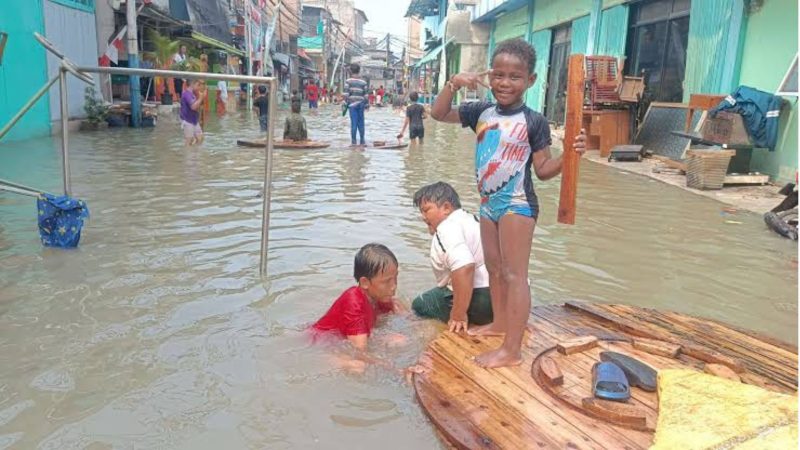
[74,66,278,276]
[1,55,278,276]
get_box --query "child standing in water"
[253,85,269,132]
[397,91,426,143]
[430,38,586,368]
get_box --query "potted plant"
[146,29,179,105]
[80,86,108,131]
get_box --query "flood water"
[0,103,796,449]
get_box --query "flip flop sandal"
[600,351,658,392]
[592,361,631,402]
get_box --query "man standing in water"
[343,63,368,146]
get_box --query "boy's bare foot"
[473,347,522,368]
[467,323,505,337]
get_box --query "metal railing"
[0,33,279,276]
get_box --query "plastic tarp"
[298,36,323,50]
[37,193,89,248]
[651,369,798,449]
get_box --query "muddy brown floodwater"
[0,103,796,448]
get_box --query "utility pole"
[127,0,141,127]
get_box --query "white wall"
[44,1,101,120]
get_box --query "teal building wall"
[0,0,51,141]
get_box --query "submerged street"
[0,105,795,448]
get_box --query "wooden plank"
[558,53,585,225]
[723,173,769,185]
[428,335,610,449]
[704,363,742,383]
[632,338,682,358]
[581,398,649,431]
[557,335,599,355]
[434,332,651,449]
[539,356,564,386]
[608,305,796,388]
[681,344,746,373]
[651,155,687,172]
[414,357,527,449]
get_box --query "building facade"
[463,0,797,183]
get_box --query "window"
[626,0,690,107]
[777,54,798,96]
[49,0,95,13]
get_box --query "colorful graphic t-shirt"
[458,101,552,215]
[311,286,393,338]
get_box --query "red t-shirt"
[312,286,393,338]
[306,84,319,101]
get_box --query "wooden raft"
[413,302,797,449]
[236,138,330,149]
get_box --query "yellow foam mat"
[651,369,798,450]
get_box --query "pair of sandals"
[592,352,657,402]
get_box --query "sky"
[353,0,410,42]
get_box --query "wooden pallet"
[413,303,797,449]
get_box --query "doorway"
[625,0,691,113]
[545,24,571,125]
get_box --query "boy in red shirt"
[311,243,400,350]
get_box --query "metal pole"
[59,68,71,196]
[0,75,59,141]
[245,0,253,111]
[259,75,278,275]
[127,0,141,127]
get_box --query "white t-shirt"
[173,52,186,65]
[217,80,228,101]
[429,209,490,290]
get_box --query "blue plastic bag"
[37,193,89,248]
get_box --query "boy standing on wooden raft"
[411,182,494,332]
[430,38,586,368]
[343,63,369,146]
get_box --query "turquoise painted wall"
[532,0,591,32]
[493,4,528,43]
[595,4,628,58]
[0,0,51,141]
[527,29,552,112]
[571,15,590,54]
[737,0,798,183]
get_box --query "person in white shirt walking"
[411,182,493,333]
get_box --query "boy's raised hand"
[451,70,492,91]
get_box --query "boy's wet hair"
[492,38,537,74]
[354,243,398,281]
[409,91,419,102]
[291,102,301,113]
[350,63,360,74]
[258,85,267,94]
[413,182,462,210]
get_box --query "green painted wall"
[527,29,552,112]
[571,15,590,54]
[494,4,529,44]
[0,0,51,141]
[532,0,591,32]
[684,0,739,99]
[595,4,628,58]
[737,0,798,183]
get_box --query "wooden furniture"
[412,302,797,449]
[584,109,631,157]
[685,94,726,131]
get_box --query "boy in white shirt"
[411,182,493,333]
